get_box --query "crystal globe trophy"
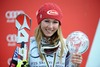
[66,31,89,67]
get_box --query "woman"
[29,3,82,67]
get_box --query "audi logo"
[5,10,24,22]
[6,34,17,42]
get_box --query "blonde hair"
[34,24,65,61]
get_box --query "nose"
[48,22,53,28]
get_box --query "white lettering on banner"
[5,10,24,23]
[7,58,12,65]
[16,15,30,43]
[6,34,17,46]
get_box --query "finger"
[72,55,83,60]
[72,53,82,59]
[71,54,83,64]
[71,58,82,64]
[73,53,81,57]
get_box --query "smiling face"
[40,18,60,38]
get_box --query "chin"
[45,34,53,37]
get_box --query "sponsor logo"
[6,34,17,46]
[16,14,31,43]
[7,58,12,65]
[47,10,59,15]
[5,10,24,23]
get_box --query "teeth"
[46,29,52,33]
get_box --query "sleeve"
[65,51,76,67]
[65,51,71,67]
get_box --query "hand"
[71,53,83,67]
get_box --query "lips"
[46,29,53,33]
[43,29,54,37]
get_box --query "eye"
[44,19,49,23]
[53,21,59,24]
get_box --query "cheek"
[54,25,59,30]
[41,22,47,27]
[40,23,47,31]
